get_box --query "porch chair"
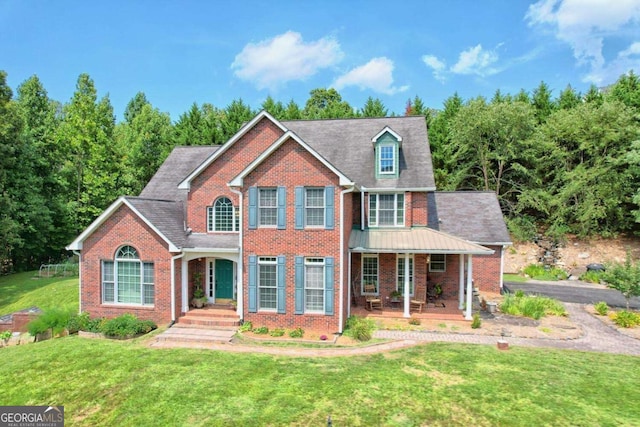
[410,286,426,313]
[364,282,383,311]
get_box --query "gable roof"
[178,111,287,190]
[66,197,182,252]
[229,130,355,187]
[428,192,512,245]
[283,116,435,190]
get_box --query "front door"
[214,259,234,300]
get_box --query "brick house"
[67,111,511,332]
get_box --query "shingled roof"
[428,192,512,245]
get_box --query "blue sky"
[2,0,640,122]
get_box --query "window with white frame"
[304,258,325,312]
[362,254,379,294]
[369,193,404,227]
[305,188,325,227]
[258,257,277,310]
[429,254,446,272]
[379,144,395,174]
[207,197,239,232]
[259,188,277,227]
[397,255,414,296]
[102,245,154,305]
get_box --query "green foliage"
[288,327,304,338]
[100,314,156,338]
[408,316,421,325]
[27,308,72,336]
[601,253,640,310]
[506,216,538,242]
[239,321,253,332]
[594,302,609,316]
[471,313,482,329]
[609,310,640,328]
[0,330,12,341]
[269,328,285,337]
[253,326,269,335]
[500,293,566,320]
[522,264,567,281]
[344,316,376,341]
[580,270,603,284]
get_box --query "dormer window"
[372,126,402,179]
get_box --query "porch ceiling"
[349,228,493,255]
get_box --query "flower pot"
[497,339,509,350]
[487,301,497,314]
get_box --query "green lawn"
[0,271,79,316]
[503,273,528,283]
[1,336,639,426]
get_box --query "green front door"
[215,259,234,299]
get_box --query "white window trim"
[305,188,325,228]
[258,188,278,228]
[379,143,396,175]
[258,256,278,311]
[429,254,446,272]
[396,254,415,297]
[368,193,405,227]
[361,254,379,295]
[207,197,239,233]
[102,246,154,306]
[304,257,325,313]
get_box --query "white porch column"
[181,258,189,313]
[458,254,465,310]
[403,253,411,318]
[465,255,473,320]
[236,259,243,317]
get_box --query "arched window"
[102,245,154,305]
[207,197,239,232]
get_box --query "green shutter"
[324,257,334,315]
[248,255,257,313]
[277,256,286,314]
[325,186,334,230]
[277,186,286,229]
[294,256,304,314]
[295,186,304,229]
[248,187,257,229]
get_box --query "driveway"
[504,280,640,309]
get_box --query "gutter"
[230,187,244,319]
[339,185,356,333]
[171,252,185,323]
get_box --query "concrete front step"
[178,317,240,328]
[156,325,236,344]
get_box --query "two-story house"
[67,111,511,333]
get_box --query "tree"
[303,88,354,119]
[123,92,149,123]
[261,96,286,120]
[556,85,581,110]
[429,93,463,189]
[531,81,555,123]
[583,85,603,105]
[601,253,640,310]
[607,71,640,109]
[221,99,254,140]
[284,99,302,120]
[361,96,388,117]
[174,103,206,146]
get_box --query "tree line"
[1,70,639,272]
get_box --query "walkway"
[152,303,640,357]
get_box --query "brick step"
[156,326,236,344]
[177,317,241,328]
[183,308,238,319]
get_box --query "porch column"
[403,253,410,318]
[465,255,473,320]
[181,258,189,313]
[458,254,465,310]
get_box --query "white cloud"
[450,44,500,77]
[332,57,409,95]
[526,0,640,83]
[584,41,640,84]
[422,55,447,82]
[231,31,344,90]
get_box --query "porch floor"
[351,299,464,321]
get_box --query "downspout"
[230,187,244,319]
[360,188,365,231]
[171,252,185,324]
[73,251,82,314]
[500,245,507,292]
[339,185,356,333]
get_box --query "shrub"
[594,301,609,316]
[269,328,285,337]
[522,264,568,281]
[610,310,640,328]
[100,314,156,338]
[27,308,72,336]
[471,313,481,329]
[253,326,269,335]
[0,330,12,341]
[67,312,91,334]
[344,316,375,341]
[408,316,421,326]
[523,264,545,278]
[580,270,603,284]
[500,292,566,320]
[288,327,304,338]
[239,321,253,332]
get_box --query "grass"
[503,273,528,283]
[0,271,79,316]
[501,292,567,320]
[1,337,640,426]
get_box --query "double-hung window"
[397,255,414,296]
[379,145,395,174]
[305,188,325,227]
[362,254,379,294]
[429,254,446,272]
[259,188,277,227]
[102,245,154,305]
[258,257,277,310]
[207,197,239,232]
[304,258,325,312]
[369,193,405,227]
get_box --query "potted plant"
[191,271,207,308]
[389,290,402,302]
[229,300,237,311]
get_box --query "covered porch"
[348,228,494,320]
